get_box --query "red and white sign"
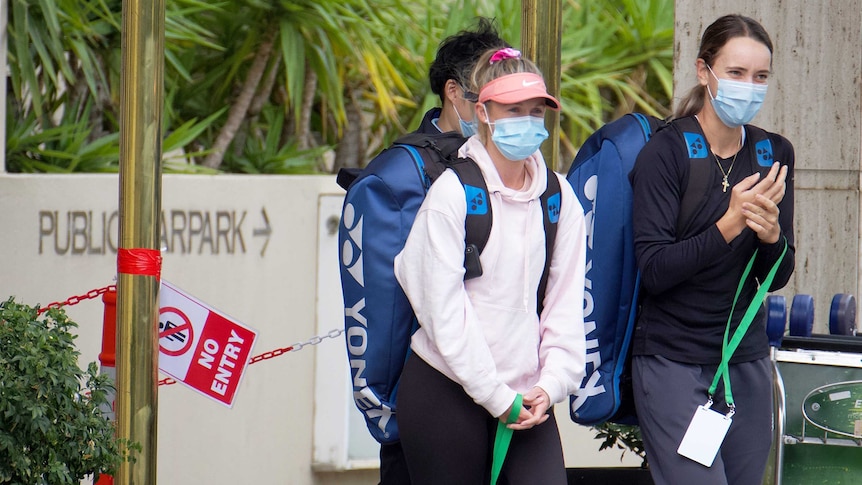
[159,281,258,407]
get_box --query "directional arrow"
[253,208,272,256]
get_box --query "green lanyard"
[708,238,788,410]
[491,393,522,485]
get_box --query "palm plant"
[558,0,674,163]
[6,0,231,173]
[5,0,673,174]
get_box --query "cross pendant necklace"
[712,139,741,193]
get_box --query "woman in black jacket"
[629,14,794,485]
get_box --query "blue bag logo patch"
[683,132,708,159]
[464,185,488,215]
[341,202,364,286]
[547,193,560,224]
[755,139,773,166]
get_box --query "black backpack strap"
[448,158,492,280]
[395,131,466,158]
[744,125,773,176]
[337,131,466,192]
[398,131,492,280]
[670,116,712,237]
[394,132,467,184]
[336,167,362,190]
[673,118,775,237]
[538,167,562,315]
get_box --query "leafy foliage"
[558,0,673,164]
[6,0,673,174]
[0,298,130,484]
[593,422,648,468]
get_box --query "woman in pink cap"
[394,47,588,484]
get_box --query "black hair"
[428,17,509,103]
[675,14,774,119]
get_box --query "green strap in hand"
[491,393,522,485]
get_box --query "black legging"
[396,355,567,485]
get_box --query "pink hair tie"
[489,48,521,64]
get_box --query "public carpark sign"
[159,281,258,407]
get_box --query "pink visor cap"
[478,72,560,111]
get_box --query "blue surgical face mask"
[453,104,478,137]
[707,65,768,128]
[484,110,548,161]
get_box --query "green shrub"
[594,422,648,468]
[0,298,128,484]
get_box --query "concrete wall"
[0,173,636,485]
[674,1,862,332]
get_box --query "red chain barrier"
[39,286,344,388]
[157,329,343,386]
[38,285,117,315]
[158,344,298,386]
[249,345,296,364]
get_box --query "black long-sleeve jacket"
[629,116,795,364]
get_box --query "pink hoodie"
[394,136,587,418]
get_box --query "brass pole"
[521,0,563,172]
[116,0,164,481]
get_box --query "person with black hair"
[629,14,795,485]
[420,18,511,136]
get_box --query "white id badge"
[677,404,732,467]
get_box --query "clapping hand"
[720,162,787,243]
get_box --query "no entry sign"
[159,281,258,407]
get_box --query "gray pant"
[633,355,773,485]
